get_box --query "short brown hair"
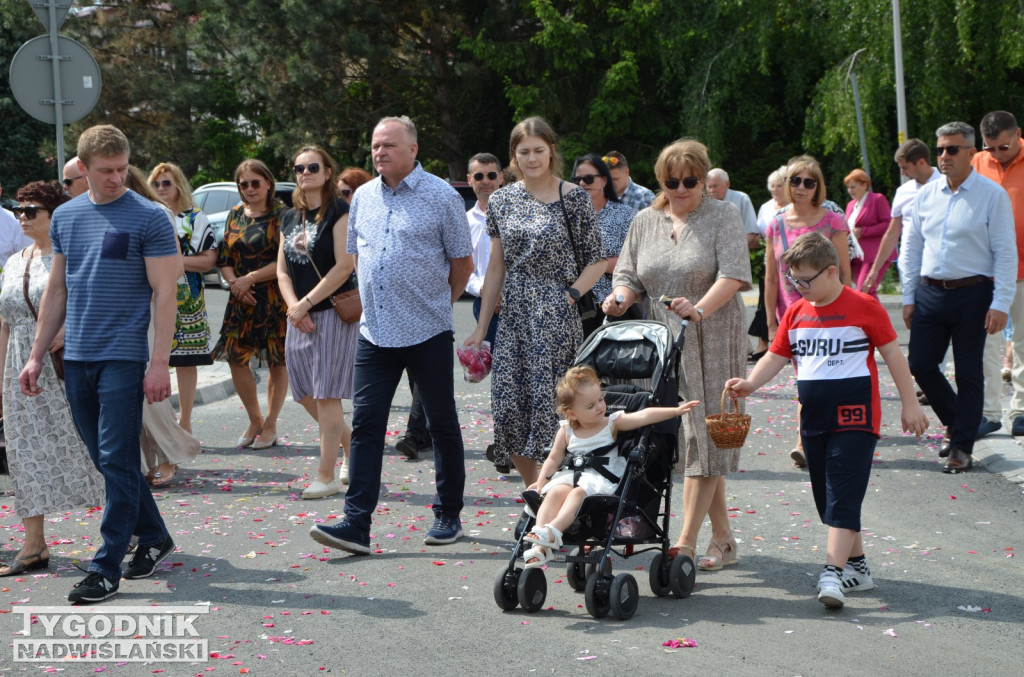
[603,150,628,169]
[844,168,871,188]
[16,180,69,215]
[77,125,130,166]
[651,139,710,210]
[292,145,337,223]
[555,365,601,428]
[785,155,827,207]
[234,159,277,212]
[781,232,838,271]
[148,162,195,213]
[894,138,930,165]
[509,116,563,179]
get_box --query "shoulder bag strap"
[22,247,38,321]
[775,213,790,252]
[559,182,584,276]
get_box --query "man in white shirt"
[464,152,504,344]
[862,139,942,291]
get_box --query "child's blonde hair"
[556,365,601,428]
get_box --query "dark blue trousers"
[344,331,466,531]
[907,281,992,454]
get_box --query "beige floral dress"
[0,251,105,517]
[613,198,751,476]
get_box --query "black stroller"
[493,319,696,620]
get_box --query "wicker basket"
[705,387,751,449]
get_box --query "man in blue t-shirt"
[19,125,181,604]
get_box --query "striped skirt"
[284,308,358,401]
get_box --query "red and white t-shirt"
[769,287,897,437]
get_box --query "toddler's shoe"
[817,569,845,608]
[841,567,875,592]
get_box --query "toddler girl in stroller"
[522,365,698,568]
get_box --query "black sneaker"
[395,436,430,460]
[309,520,371,555]
[68,572,119,604]
[124,537,175,579]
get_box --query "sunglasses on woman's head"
[571,174,598,185]
[663,177,700,190]
[294,162,321,175]
[11,205,43,219]
[151,179,173,189]
[789,176,818,189]
[472,171,498,181]
[238,179,262,190]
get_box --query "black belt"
[921,275,990,289]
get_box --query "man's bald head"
[63,155,87,197]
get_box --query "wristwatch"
[566,287,581,303]
[695,306,705,318]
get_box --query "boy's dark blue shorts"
[801,430,877,531]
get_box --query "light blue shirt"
[724,189,759,235]
[900,169,1017,313]
[347,162,473,348]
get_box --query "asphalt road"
[1,296,1022,676]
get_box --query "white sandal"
[524,524,563,549]
[523,545,553,569]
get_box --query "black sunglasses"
[571,174,599,185]
[472,171,499,181]
[789,176,818,189]
[294,162,321,175]
[238,179,262,190]
[62,176,82,187]
[339,189,352,198]
[936,145,971,156]
[151,179,173,189]
[983,144,1011,153]
[663,177,700,190]
[11,205,43,219]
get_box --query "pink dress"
[765,210,849,321]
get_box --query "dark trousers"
[748,274,768,342]
[907,281,992,454]
[345,331,466,531]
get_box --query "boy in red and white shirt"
[727,232,928,609]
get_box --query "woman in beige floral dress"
[603,139,751,573]
[0,181,104,577]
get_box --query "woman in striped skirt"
[277,145,359,499]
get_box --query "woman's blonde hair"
[784,155,827,207]
[147,161,195,213]
[555,365,601,428]
[651,139,710,210]
[508,116,563,179]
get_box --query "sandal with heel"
[698,537,738,571]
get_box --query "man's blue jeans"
[344,331,466,532]
[64,360,169,581]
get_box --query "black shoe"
[395,436,429,460]
[309,520,371,555]
[943,447,973,473]
[124,537,175,579]
[485,443,511,474]
[976,416,1002,439]
[938,425,954,458]
[68,572,119,604]
[916,390,929,406]
[1013,416,1024,437]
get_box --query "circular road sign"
[9,34,102,125]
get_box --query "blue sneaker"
[976,416,1002,439]
[309,520,370,555]
[424,516,464,545]
[1013,416,1024,437]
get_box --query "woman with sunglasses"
[0,181,104,576]
[278,146,357,498]
[211,159,290,453]
[147,162,217,436]
[603,139,751,573]
[336,167,372,202]
[570,153,637,335]
[764,156,852,468]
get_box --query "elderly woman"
[749,165,790,359]
[603,139,751,572]
[466,117,605,487]
[336,167,372,202]
[0,181,104,576]
[570,153,637,335]
[843,168,893,296]
[278,145,357,498]
[212,160,289,453]
[147,162,217,434]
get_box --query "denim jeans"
[64,360,169,581]
[345,331,466,531]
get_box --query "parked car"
[193,181,296,288]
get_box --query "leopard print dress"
[486,181,603,463]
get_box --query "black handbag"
[558,182,598,321]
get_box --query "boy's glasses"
[785,267,828,289]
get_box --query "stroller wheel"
[648,553,672,597]
[493,567,521,611]
[517,566,547,613]
[669,550,696,599]
[584,572,612,618]
[566,548,587,591]
[609,573,639,620]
